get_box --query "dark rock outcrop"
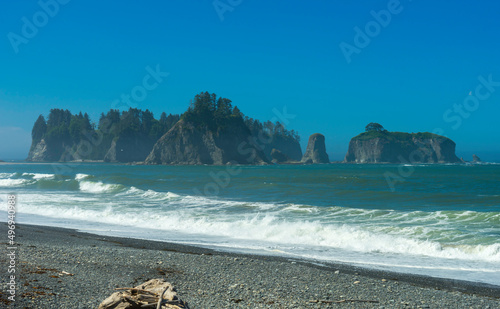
[301,133,330,164]
[472,154,481,163]
[245,119,302,162]
[264,136,302,162]
[104,135,156,163]
[145,120,269,165]
[344,131,461,163]
[270,148,290,163]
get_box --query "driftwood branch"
[142,300,184,308]
[157,287,170,309]
[114,288,160,296]
[99,279,189,309]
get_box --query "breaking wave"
[0,166,498,285]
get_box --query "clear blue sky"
[1,0,499,161]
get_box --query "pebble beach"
[1,223,499,309]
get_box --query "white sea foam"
[0,173,15,178]
[120,186,143,195]
[282,204,318,213]
[0,178,31,187]
[1,188,498,286]
[142,189,180,200]
[7,191,500,265]
[75,173,90,180]
[1,163,498,286]
[78,181,123,194]
[119,186,181,201]
[1,167,498,284]
[22,173,55,180]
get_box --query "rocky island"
[145,92,268,165]
[301,133,330,164]
[27,108,180,162]
[27,92,302,165]
[27,102,467,166]
[344,123,461,164]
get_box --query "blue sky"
[1,0,499,161]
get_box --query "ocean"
[1,162,499,286]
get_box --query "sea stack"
[472,154,482,163]
[301,133,330,164]
[344,125,461,163]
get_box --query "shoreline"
[3,160,500,165]
[2,223,499,308]
[27,225,500,296]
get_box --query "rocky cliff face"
[104,134,156,163]
[27,132,155,163]
[344,131,461,163]
[264,135,302,162]
[27,138,101,162]
[301,133,330,164]
[27,139,50,161]
[145,120,269,165]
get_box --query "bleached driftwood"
[98,279,189,309]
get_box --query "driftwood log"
[98,279,189,309]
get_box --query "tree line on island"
[28,92,469,164]
[182,92,301,146]
[344,122,462,163]
[30,107,181,162]
[28,92,304,164]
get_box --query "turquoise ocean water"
[1,163,499,285]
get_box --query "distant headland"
[27,93,469,165]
